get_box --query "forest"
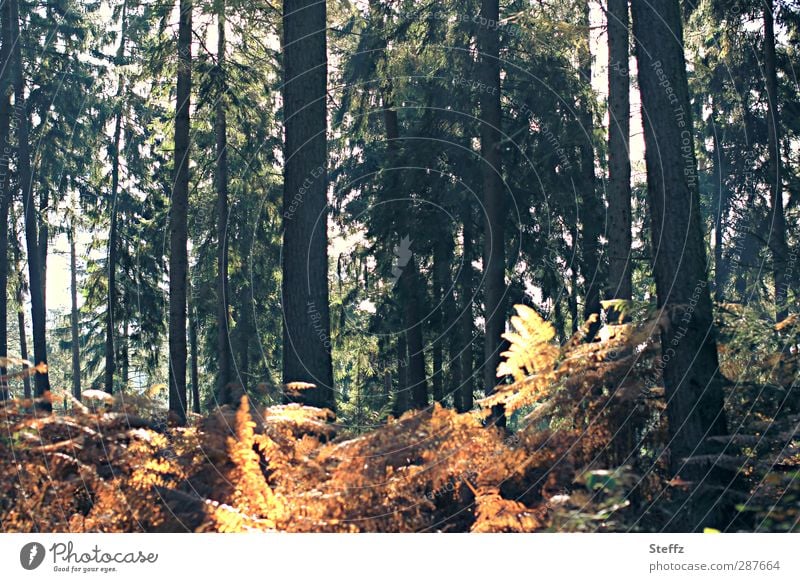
[0,0,798,533]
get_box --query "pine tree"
[281,0,335,410]
[168,0,192,424]
[631,0,731,530]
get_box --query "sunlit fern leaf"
[497,304,558,382]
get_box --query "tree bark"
[168,0,192,424]
[0,0,12,400]
[456,201,476,413]
[11,230,30,399]
[189,289,200,414]
[435,233,457,407]
[393,331,409,416]
[214,1,232,405]
[709,111,729,302]
[606,0,632,300]
[12,0,50,402]
[479,0,506,427]
[69,222,81,400]
[281,0,335,410]
[105,0,128,394]
[763,0,788,322]
[578,2,602,325]
[631,0,731,530]
[401,260,429,409]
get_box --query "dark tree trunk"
[401,260,429,409]
[189,290,200,414]
[606,0,632,301]
[578,2,602,324]
[479,0,506,427]
[456,201,475,413]
[632,0,731,530]
[709,112,728,302]
[121,319,128,389]
[105,0,127,394]
[281,0,335,410]
[763,0,788,322]
[69,223,81,400]
[431,241,445,404]
[393,331,409,416]
[215,2,232,405]
[12,234,30,399]
[433,230,454,404]
[0,0,12,401]
[380,91,428,410]
[12,0,50,402]
[168,0,192,424]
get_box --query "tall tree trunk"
[431,241,445,404]
[0,0,12,401]
[479,0,505,427]
[69,222,81,400]
[121,319,128,389]
[11,230,30,399]
[105,0,127,394]
[393,331,409,416]
[12,0,50,401]
[709,111,729,302]
[189,289,200,414]
[214,1,232,405]
[456,201,475,413]
[435,233,457,407]
[763,0,788,322]
[168,0,192,424]
[578,2,602,325]
[401,260,429,409]
[381,98,428,410]
[569,231,579,334]
[38,191,46,309]
[631,0,731,530]
[281,0,335,410]
[606,0,632,301]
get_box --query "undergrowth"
[1,304,797,532]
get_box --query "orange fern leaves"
[497,304,559,382]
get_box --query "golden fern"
[496,304,559,381]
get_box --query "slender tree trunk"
[168,0,192,424]
[435,233,457,407]
[763,0,788,322]
[402,260,428,409]
[69,223,81,400]
[569,232,579,334]
[189,290,200,414]
[0,0,12,401]
[456,202,475,413]
[11,230,30,399]
[479,0,506,427]
[393,331,409,416]
[606,0,632,300]
[105,0,128,394]
[578,2,602,325]
[631,0,731,530]
[381,98,428,409]
[12,0,50,401]
[709,112,728,302]
[38,191,46,308]
[281,0,335,410]
[214,1,232,405]
[432,241,445,404]
[121,319,128,389]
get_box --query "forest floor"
[1,307,798,532]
